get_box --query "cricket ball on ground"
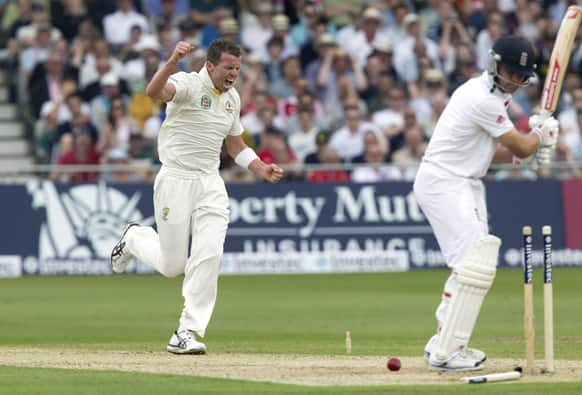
[387,357,401,371]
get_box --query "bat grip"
[538,109,553,123]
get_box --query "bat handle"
[538,109,553,123]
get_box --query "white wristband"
[234,147,259,169]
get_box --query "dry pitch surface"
[0,347,580,386]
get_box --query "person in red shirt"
[257,126,300,180]
[51,130,100,182]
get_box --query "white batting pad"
[434,235,501,361]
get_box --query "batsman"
[413,36,559,371]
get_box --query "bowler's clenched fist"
[264,164,284,183]
[169,41,194,64]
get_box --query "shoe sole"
[110,223,139,273]
[428,359,485,372]
[167,345,207,355]
[425,351,487,365]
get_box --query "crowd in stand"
[1,0,581,183]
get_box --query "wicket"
[522,225,554,374]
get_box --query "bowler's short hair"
[207,38,241,65]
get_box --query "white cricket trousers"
[125,166,229,338]
[413,162,490,330]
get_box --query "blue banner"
[0,179,579,277]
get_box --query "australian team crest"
[200,95,212,109]
[225,100,234,113]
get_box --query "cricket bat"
[540,5,582,121]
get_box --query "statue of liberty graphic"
[26,180,154,272]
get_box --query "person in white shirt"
[288,106,320,162]
[330,106,381,162]
[413,36,559,371]
[110,38,283,355]
[103,0,149,48]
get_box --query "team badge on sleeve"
[496,115,506,124]
[225,100,234,113]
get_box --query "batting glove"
[529,115,560,147]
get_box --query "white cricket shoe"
[110,223,139,273]
[428,349,486,371]
[167,330,207,355]
[424,334,487,365]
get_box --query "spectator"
[90,72,124,132]
[352,142,401,183]
[55,91,99,152]
[341,7,384,67]
[278,76,310,129]
[363,71,395,114]
[98,96,139,159]
[257,126,299,178]
[149,0,186,38]
[317,48,367,127]
[288,106,320,162]
[129,65,162,131]
[305,130,330,164]
[117,24,144,63]
[298,13,333,69]
[5,0,34,54]
[53,0,90,42]
[177,17,202,49]
[290,0,322,48]
[305,32,336,90]
[475,12,505,70]
[241,86,277,138]
[394,13,442,82]
[267,54,300,99]
[246,99,286,146]
[241,1,273,57]
[103,0,149,49]
[392,125,427,179]
[372,86,406,150]
[15,3,61,49]
[378,3,410,48]
[19,25,53,79]
[123,34,162,84]
[408,68,448,125]
[127,132,155,162]
[263,36,286,97]
[189,0,232,27]
[352,129,389,163]
[263,14,298,62]
[329,106,380,163]
[307,146,350,183]
[198,7,232,48]
[51,130,100,182]
[218,17,240,42]
[28,50,76,119]
[239,52,267,111]
[79,38,124,89]
[448,44,479,93]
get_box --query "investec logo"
[24,180,152,274]
[228,185,425,238]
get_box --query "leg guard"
[434,235,501,361]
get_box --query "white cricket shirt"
[159,66,243,173]
[422,72,514,178]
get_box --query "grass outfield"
[0,268,581,394]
